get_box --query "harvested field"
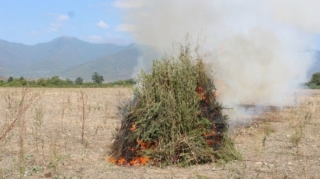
[0,87,320,178]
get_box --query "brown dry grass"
[0,87,320,178]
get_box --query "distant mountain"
[0,39,33,69]
[0,36,151,81]
[63,45,140,81]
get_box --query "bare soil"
[0,87,320,179]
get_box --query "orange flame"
[137,139,157,150]
[130,122,136,131]
[196,86,207,100]
[108,139,156,166]
[108,156,151,166]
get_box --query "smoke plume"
[116,0,319,122]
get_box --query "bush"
[311,72,320,85]
[37,78,47,87]
[306,72,320,89]
[75,77,84,85]
[109,44,240,167]
[7,76,13,83]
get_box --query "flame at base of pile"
[108,124,156,166]
[108,154,151,166]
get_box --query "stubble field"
[0,87,320,179]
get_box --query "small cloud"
[113,0,145,9]
[48,15,70,32]
[115,24,136,32]
[97,20,109,29]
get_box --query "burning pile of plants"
[108,44,241,166]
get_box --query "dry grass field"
[0,87,320,179]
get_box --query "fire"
[130,122,136,131]
[196,85,222,149]
[196,86,206,100]
[137,139,157,150]
[196,85,215,102]
[108,138,156,166]
[214,79,225,98]
[108,156,151,166]
[204,128,218,146]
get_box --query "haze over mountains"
[0,36,147,81]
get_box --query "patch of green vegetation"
[0,75,136,88]
[306,72,320,89]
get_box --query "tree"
[37,78,47,86]
[310,72,320,85]
[75,77,83,85]
[92,72,104,84]
[19,77,25,81]
[65,78,73,85]
[7,76,13,83]
[18,76,28,86]
[48,76,62,86]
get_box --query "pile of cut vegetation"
[108,44,241,166]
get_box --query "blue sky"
[0,0,132,45]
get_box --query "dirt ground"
[0,87,320,179]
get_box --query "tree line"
[0,72,135,88]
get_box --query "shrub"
[7,76,13,83]
[311,72,320,85]
[109,44,240,167]
[75,77,84,85]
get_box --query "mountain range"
[0,36,319,82]
[0,36,148,81]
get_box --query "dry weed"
[0,88,319,178]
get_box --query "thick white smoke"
[115,0,319,122]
